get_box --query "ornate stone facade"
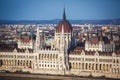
[0,10,120,79]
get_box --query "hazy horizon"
[0,18,120,21]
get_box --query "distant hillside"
[0,19,120,25]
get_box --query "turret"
[86,31,89,41]
[110,29,113,42]
[36,27,40,51]
[60,25,65,52]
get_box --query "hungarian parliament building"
[0,10,120,78]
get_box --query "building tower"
[59,25,69,71]
[18,31,34,49]
[36,27,40,52]
[54,8,73,50]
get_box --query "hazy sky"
[0,0,120,20]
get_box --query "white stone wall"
[69,51,120,75]
[85,41,114,52]
[0,50,120,78]
[18,40,35,49]
[54,32,71,49]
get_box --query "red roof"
[115,50,120,55]
[89,37,99,44]
[114,40,120,44]
[22,37,31,43]
[56,19,72,33]
[79,37,83,42]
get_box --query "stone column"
[5,60,6,66]
[90,63,92,71]
[101,64,103,72]
[105,64,107,72]
[87,63,89,70]
[75,63,76,69]
[81,63,82,70]
[6,60,8,66]
[24,60,26,67]
[7,60,10,66]
[108,64,110,72]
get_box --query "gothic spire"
[110,29,113,41]
[86,30,89,41]
[100,30,103,41]
[63,8,66,19]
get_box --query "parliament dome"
[56,9,72,33]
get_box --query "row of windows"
[39,54,58,57]
[17,55,25,58]
[0,55,34,59]
[39,64,58,68]
[19,43,31,46]
[99,59,112,62]
[39,61,58,64]
[69,57,81,61]
[69,57,95,61]
[29,56,34,59]
[70,62,112,71]
[0,55,14,58]
[85,58,95,61]
[69,57,119,63]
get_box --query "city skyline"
[0,0,120,20]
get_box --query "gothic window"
[113,59,115,63]
[117,59,119,63]
[86,63,87,69]
[56,54,58,59]
[79,63,81,69]
[82,63,84,69]
[82,58,84,61]
[100,64,101,70]
[96,59,98,62]
[39,54,41,59]
[96,64,98,70]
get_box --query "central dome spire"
[56,8,72,33]
[63,8,66,19]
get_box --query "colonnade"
[0,59,32,68]
[39,54,58,60]
[70,62,116,73]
